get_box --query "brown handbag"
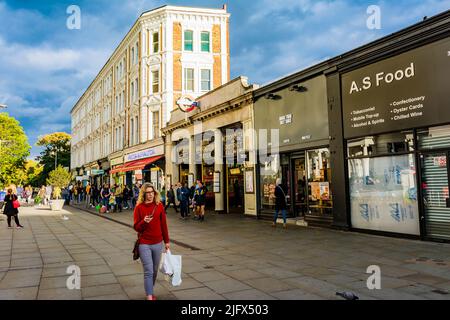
[132,234,142,261]
[132,205,157,261]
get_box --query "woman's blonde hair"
[137,183,161,205]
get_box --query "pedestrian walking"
[25,186,32,204]
[68,184,74,204]
[123,185,131,210]
[2,189,24,229]
[174,183,181,210]
[132,183,140,209]
[91,184,99,207]
[273,178,288,229]
[165,186,178,213]
[114,184,123,212]
[133,183,170,301]
[193,180,207,222]
[100,184,111,213]
[38,186,46,206]
[179,183,190,219]
[85,183,91,208]
[44,185,52,205]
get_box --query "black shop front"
[340,36,450,241]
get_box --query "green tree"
[47,165,72,199]
[36,132,71,183]
[0,113,31,188]
[11,160,44,187]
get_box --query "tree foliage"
[36,132,71,183]
[0,113,31,188]
[47,165,72,199]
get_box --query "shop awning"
[110,156,163,174]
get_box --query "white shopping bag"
[159,250,182,287]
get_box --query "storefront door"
[420,151,450,241]
[227,166,244,214]
[292,156,307,217]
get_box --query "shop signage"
[125,145,164,162]
[342,38,450,139]
[91,169,105,175]
[279,114,292,125]
[110,157,123,166]
[213,172,221,193]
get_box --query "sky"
[0,0,449,159]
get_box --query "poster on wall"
[151,171,158,189]
[245,170,254,194]
[310,182,321,201]
[188,174,194,188]
[348,154,420,235]
[319,182,330,201]
[213,172,221,193]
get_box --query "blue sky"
[0,0,449,159]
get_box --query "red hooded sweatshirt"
[133,201,169,245]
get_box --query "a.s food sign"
[342,37,450,139]
[348,63,415,94]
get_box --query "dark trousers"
[180,201,189,218]
[115,197,123,212]
[7,215,21,227]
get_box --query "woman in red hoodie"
[134,183,170,301]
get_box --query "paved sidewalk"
[1,204,450,300]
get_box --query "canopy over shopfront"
[110,156,163,174]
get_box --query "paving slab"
[204,278,253,294]
[81,283,125,299]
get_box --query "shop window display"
[260,154,290,210]
[306,148,332,216]
[348,133,420,235]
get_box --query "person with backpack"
[3,189,24,229]
[273,178,288,229]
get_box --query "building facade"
[162,77,259,216]
[254,10,450,241]
[70,5,230,188]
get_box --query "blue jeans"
[139,242,164,296]
[274,208,287,224]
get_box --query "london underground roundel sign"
[177,96,200,113]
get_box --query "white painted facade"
[70,5,230,174]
